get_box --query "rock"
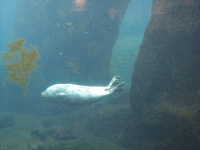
[0,115,15,129]
[54,129,76,140]
[86,107,131,144]
[31,129,56,140]
[130,0,200,119]
[31,130,47,140]
[31,128,76,141]
[123,112,198,149]
[27,140,45,150]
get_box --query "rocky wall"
[129,0,200,149]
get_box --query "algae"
[2,39,39,89]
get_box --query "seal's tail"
[106,76,124,93]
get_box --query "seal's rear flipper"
[111,82,124,93]
[106,76,124,93]
[107,76,120,87]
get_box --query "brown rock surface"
[129,0,200,149]
[131,0,200,118]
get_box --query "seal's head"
[41,84,63,99]
[41,91,49,98]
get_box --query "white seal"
[41,76,124,106]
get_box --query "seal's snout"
[41,92,48,97]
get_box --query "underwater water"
[1,0,200,149]
[5,0,200,150]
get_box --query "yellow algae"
[3,52,10,59]
[3,52,18,61]
[7,39,25,53]
[3,39,39,89]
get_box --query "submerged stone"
[0,115,15,129]
[27,140,45,150]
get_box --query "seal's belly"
[64,84,108,99]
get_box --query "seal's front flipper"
[56,93,67,99]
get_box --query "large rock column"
[131,0,200,118]
[129,0,200,149]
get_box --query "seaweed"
[3,39,39,89]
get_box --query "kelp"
[3,39,39,89]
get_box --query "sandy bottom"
[0,106,128,150]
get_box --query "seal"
[41,76,124,106]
